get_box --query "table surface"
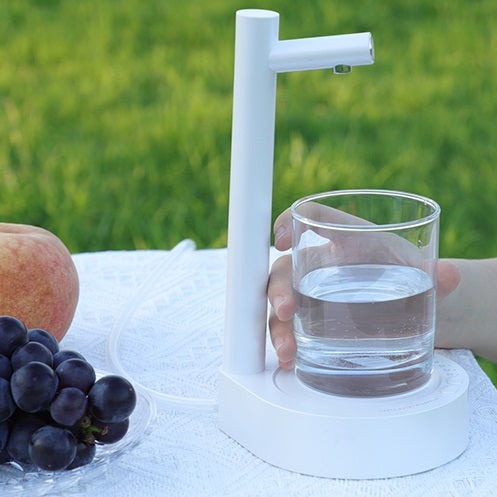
[9,242,497,496]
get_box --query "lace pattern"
[52,244,497,497]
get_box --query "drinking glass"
[291,189,440,397]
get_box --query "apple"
[0,223,79,342]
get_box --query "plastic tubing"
[107,239,218,412]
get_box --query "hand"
[268,208,462,370]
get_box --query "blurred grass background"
[2,1,497,377]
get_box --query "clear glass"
[291,189,440,397]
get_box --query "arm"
[436,258,497,362]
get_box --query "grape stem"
[78,415,105,445]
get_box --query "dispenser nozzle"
[269,32,374,74]
[333,64,352,75]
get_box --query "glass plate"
[0,371,156,496]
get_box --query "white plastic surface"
[218,353,469,479]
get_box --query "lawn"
[1,0,497,378]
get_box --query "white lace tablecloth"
[52,242,497,496]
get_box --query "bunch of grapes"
[0,316,136,472]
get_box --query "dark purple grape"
[50,387,87,427]
[0,448,11,464]
[66,442,96,470]
[94,418,129,444]
[0,354,12,380]
[27,328,60,355]
[11,341,53,370]
[56,358,96,394]
[0,421,9,451]
[7,413,46,464]
[11,362,58,413]
[88,375,136,423]
[0,316,27,357]
[53,350,86,369]
[29,425,77,471]
[0,377,15,422]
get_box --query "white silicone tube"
[106,239,217,412]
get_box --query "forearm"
[436,258,497,362]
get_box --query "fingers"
[269,309,296,370]
[437,260,461,300]
[268,255,295,320]
[273,208,292,251]
[273,203,372,252]
[268,254,297,369]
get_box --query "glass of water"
[291,189,440,397]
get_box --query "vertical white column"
[223,10,279,374]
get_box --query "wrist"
[436,258,497,360]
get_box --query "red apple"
[0,223,79,342]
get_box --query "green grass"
[2,1,497,379]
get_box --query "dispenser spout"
[269,32,374,73]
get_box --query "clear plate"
[0,371,156,496]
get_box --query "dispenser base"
[218,352,469,479]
